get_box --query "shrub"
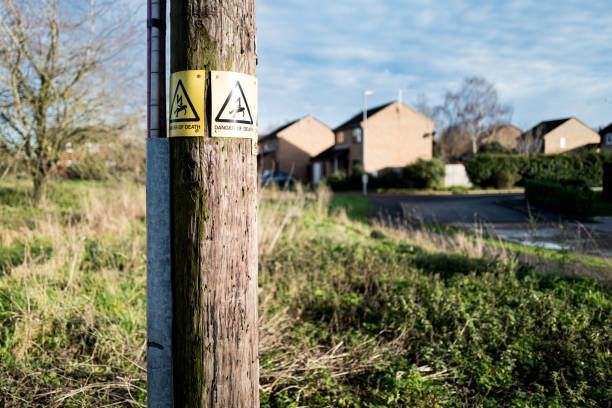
[525,179,595,215]
[369,168,404,190]
[325,159,445,192]
[326,171,361,191]
[604,163,612,202]
[495,171,516,189]
[65,154,109,181]
[465,154,525,187]
[401,158,445,189]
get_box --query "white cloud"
[257,0,612,130]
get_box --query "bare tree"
[437,77,512,158]
[0,0,138,204]
[414,93,442,130]
[517,126,544,154]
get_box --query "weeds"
[0,180,610,407]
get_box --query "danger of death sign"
[211,71,258,139]
[169,70,205,137]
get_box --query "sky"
[256,0,612,133]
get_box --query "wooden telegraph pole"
[169,1,259,407]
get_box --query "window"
[560,137,566,148]
[607,133,612,145]
[352,127,362,143]
[336,132,344,144]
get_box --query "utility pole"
[169,1,259,407]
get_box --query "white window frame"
[560,137,566,148]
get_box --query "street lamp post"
[362,90,374,197]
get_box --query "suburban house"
[257,115,334,182]
[600,123,612,152]
[310,101,434,182]
[480,124,522,151]
[519,117,600,154]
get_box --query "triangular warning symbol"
[170,79,200,123]
[215,81,253,125]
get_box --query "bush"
[369,169,404,190]
[65,154,109,181]
[401,158,445,189]
[525,179,595,215]
[478,141,507,154]
[495,171,516,189]
[326,160,445,192]
[326,171,361,192]
[466,152,612,188]
[604,163,612,202]
[465,154,525,188]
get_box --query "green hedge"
[466,152,612,188]
[525,179,595,215]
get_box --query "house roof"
[310,144,350,162]
[258,115,332,143]
[258,118,302,143]
[524,118,572,137]
[600,123,612,135]
[498,124,522,132]
[333,101,395,132]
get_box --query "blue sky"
[256,0,612,132]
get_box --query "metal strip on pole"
[146,0,172,407]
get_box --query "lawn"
[0,180,611,407]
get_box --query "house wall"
[259,152,277,174]
[333,128,362,173]
[362,102,434,173]
[601,131,612,152]
[544,118,600,154]
[480,125,522,151]
[258,138,278,173]
[276,116,334,181]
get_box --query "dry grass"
[0,180,147,407]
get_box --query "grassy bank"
[0,180,611,407]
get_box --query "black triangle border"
[214,80,253,125]
[169,79,200,123]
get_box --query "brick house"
[257,115,334,182]
[310,101,434,181]
[480,124,522,151]
[519,117,600,154]
[600,123,612,152]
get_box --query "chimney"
[398,89,403,110]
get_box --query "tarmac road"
[369,193,558,225]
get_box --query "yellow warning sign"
[169,70,205,137]
[211,71,258,139]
